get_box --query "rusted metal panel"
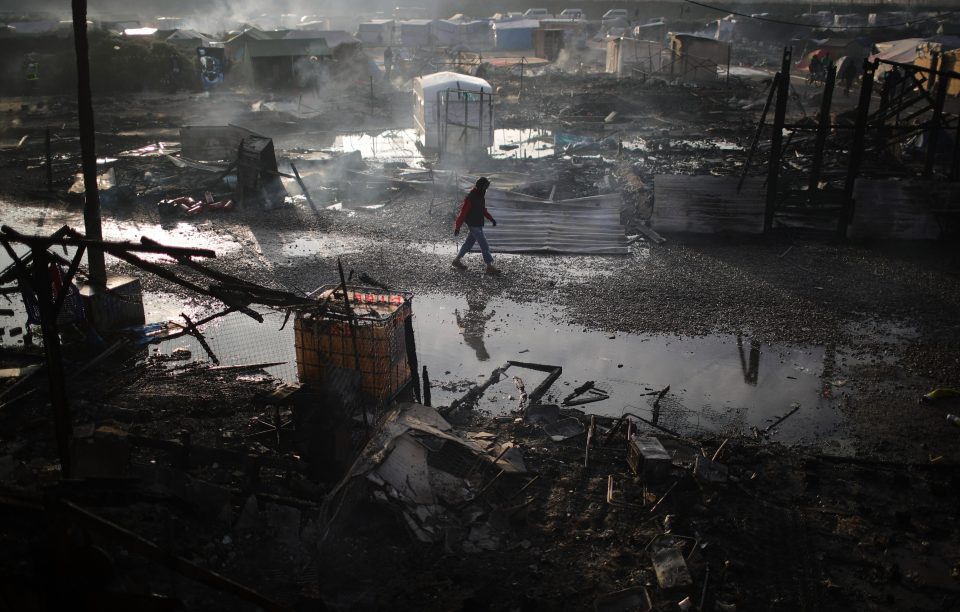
[478,189,628,254]
[652,175,766,234]
[849,179,960,240]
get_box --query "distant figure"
[840,58,859,96]
[808,54,822,84]
[383,46,393,79]
[884,66,903,99]
[309,55,323,96]
[453,177,500,275]
[24,54,39,93]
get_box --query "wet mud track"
[4,190,960,464]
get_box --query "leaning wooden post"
[840,59,877,238]
[764,46,791,233]
[808,64,836,197]
[34,247,73,478]
[45,127,53,192]
[725,42,731,87]
[737,72,778,194]
[952,100,960,181]
[924,67,948,178]
[71,0,106,286]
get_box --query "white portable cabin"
[413,72,494,153]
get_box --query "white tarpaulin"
[473,188,628,255]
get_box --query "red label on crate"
[348,291,406,306]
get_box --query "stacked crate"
[294,286,413,404]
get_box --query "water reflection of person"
[455,292,494,361]
[737,335,760,386]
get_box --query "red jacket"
[455,188,495,231]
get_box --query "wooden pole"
[840,59,877,238]
[808,65,836,197]
[737,72,779,194]
[45,127,53,192]
[518,57,524,101]
[422,365,431,407]
[764,47,791,233]
[71,0,106,287]
[725,43,731,87]
[33,248,73,478]
[337,256,368,428]
[924,68,948,178]
[952,103,960,181]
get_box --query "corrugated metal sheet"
[849,179,960,240]
[470,189,628,254]
[652,175,765,234]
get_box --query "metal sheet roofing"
[473,189,628,255]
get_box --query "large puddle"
[134,291,852,446]
[318,127,740,164]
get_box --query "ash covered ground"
[2,46,960,612]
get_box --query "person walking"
[840,58,859,96]
[808,54,822,85]
[383,46,393,80]
[452,177,500,274]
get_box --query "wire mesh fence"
[155,308,298,383]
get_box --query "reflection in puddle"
[416,293,838,443]
[148,290,846,445]
[333,129,422,165]
[492,128,554,159]
[326,128,558,163]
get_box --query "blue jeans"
[457,225,493,264]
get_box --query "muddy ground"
[1,66,959,610]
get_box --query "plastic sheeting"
[476,189,628,255]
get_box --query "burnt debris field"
[2,2,960,611]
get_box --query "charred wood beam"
[33,247,72,476]
[737,72,783,198]
[181,312,219,365]
[405,315,421,404]
[764,47,791,233]
[445,362,511,414]
[140,237,253,287]
[337,256,367,427]
[159,307,237,343]
[809,65,836,195]
[840,59,878,238]
[70,237,264,323]
[71,0,106,286]
[0,235,72,474]
[290,163,317,212]
[211,283,313,307]
[0,226,215,259]
[508,361,562,406]
[52,245,86,315]
[924,72,949,178]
